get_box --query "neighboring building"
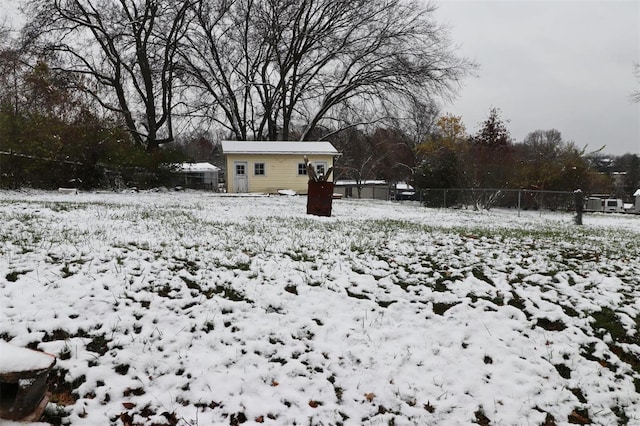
[612,171,627,195]
[220,141,340,194]
[634,189,640,212]
[585,197,603,212]
[334,180,415,200]
[334,180,388,200]
[173,162,220,190]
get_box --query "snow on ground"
[1,190,639,425]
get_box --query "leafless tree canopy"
[26,0,193,151]
[632,63,640,103]
[183,0,472,141]
[24,0,473,147]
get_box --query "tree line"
[329,109,639,205]
[0,1,636,195]
[1,0,471,188]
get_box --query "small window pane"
[298,163,307,175]
[254,163,265,175]
[236,164,246,175]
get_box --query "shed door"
[234,161,248,193]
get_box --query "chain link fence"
[418,188,580,212]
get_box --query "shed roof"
[221,141,339,155]
[633,189,640,197]
[179,162,220,172]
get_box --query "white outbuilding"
[175,162,220,190]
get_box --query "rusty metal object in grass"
[307,180,334,217]
[303,155,335,216]
[0,340,56,422]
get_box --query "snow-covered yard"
[1,190,639,425]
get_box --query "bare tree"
[180,0,268,141]
[331,127,382,197]
[518,129,564,190]
[0,27,22,116]
[25,0,193,152]
[183,0,473,141]
[632,63,640,103]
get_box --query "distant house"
[220,141,340,194]
[634,189,640,213]
[334,180,415,200]
[174,162,220,190]
[334,180,389,200]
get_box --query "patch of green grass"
[180,276,201,291]
[611,404,630,425]
[377,299,396,308]
[85,334,110,356]
[284,285,298,295]
[591,308,629,343]
[507,293,526,311]
[536,318,567,332]
[42,329,72,342]
[432,302,459,315]
[553,363,571,379]
[285,249,314,262]
[60,263,75,278]
[156,284,175,298]
[345,288,370,300]
[208,285,253,303]
[471,266,494,285]
[5,271,20,282]
[561,304,580,318]
[114,364,130,375]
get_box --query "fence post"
[574,189,584,225]
[517,189,521,217]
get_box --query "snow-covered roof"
[395,182,413,190]
[335,180,387,186]
[221,141,339,155]
[634,189,640,197]
[335,180,413,190]
[179,162,220,172]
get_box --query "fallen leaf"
[122,402,136,409]
[255,415,264,423]
[364,392,375,402]
[271,380,279,387]
[309,400,319,408]
[568,409,590,424]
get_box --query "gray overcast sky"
[434,0,640,156]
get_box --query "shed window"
[298,163,308,176]
[254,163,265,176]
[315,162,327,176]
